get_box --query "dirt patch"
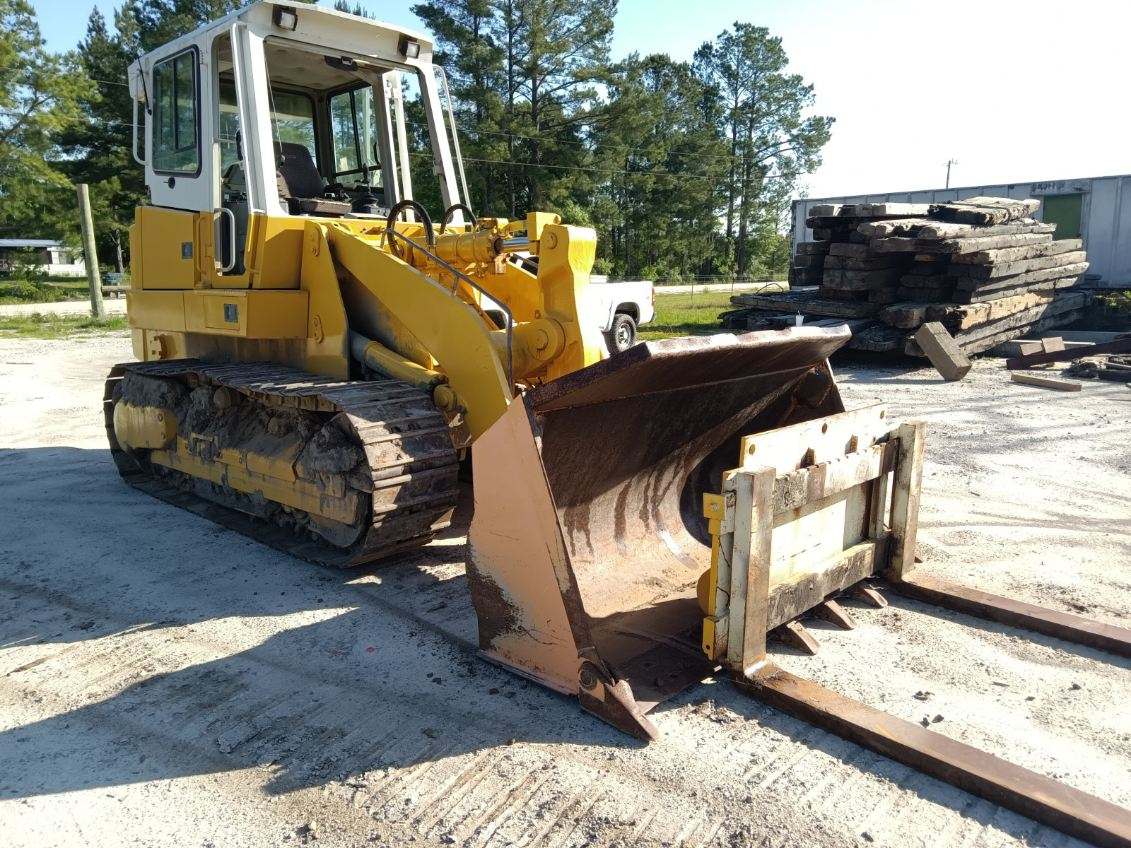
[0,337,1127,848]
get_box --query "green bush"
[1097,290,1131,314]
[0,278,87,304]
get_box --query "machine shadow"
[0,447,1095,845]
[0,446,642,802]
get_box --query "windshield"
[219,80,317,172]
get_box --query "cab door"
[146,43,214,212]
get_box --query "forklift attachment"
[466,326,850,738]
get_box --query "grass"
[0,312,129,339]
[639,291,735,340]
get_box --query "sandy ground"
[0,333,1128,848]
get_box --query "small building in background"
[0,239,87,277]
[791,173,1131,288]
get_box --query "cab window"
[328,86,382,189]
[152,49,200,174]
[218,81,316,172]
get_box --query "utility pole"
[76,183,105,320]
[944,159,958,189]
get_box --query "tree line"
[0,0,832,281]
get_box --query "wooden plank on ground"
[913,323,972,381]
[1005,335,1131,369]
[1010,371,1082,391]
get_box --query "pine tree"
[56,7,143,270]
[0,0,93,242]
[412,0,505,215]
[694,24,833,278]
[592,54,729,279]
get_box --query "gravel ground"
[0,334,1127,848]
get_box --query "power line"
[457,124,795,170]
[406,148,802,184]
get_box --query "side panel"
[128,289,307,339]
[183,290,308,338]
[136,208,200,289]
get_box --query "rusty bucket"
[467,326,850,738]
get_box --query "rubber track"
[103,359,460,567]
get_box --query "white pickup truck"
[588,275,656,354]
[493,258,654,355]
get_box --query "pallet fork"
[702,407,1131,848]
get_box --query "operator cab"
[129,1,469,275]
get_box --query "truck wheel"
[605,313,637,354]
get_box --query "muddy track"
[103,359,460,567]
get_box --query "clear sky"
[36,0,1130,198]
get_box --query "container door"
[1041,193,1083,239]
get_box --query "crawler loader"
[104,17,1131,843]
[103,0,918,738]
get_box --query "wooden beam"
[951,238,1083,265]
[928,196,1041,225]
[737,665,1131,848]
[913,323,972,381]
[887,422,925,581]
[952,250,1088,281]
[1010,371,1082,392]
[739,405,891,476]
[1006,336,1131,369]
[766,539,886,630]
[771,441,896,513]
[724,468,776,676]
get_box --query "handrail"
[215,207,237,273]
[384,227,515,394]
[131,86,145,166]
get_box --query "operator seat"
[275,142,351,216]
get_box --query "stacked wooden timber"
[722,197,1091,359]
[789,240,829,286]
